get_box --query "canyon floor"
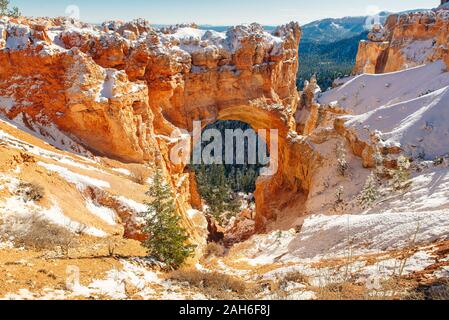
[0,109,448,300]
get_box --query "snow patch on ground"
[318,60,449,115]
[85,199,117,226]
[38,162,110,190]
[112,168,131,176]
[5,24,30,50]
[0,186,106,238]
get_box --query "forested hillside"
[297,31,369,90]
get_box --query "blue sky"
[11,0,440,25]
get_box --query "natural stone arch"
[0,19,320,233]
[138,23,321,231]
[162,98,320,232]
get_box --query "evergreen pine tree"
[195,164,239,225]
[336,142,349,177]
[0,0,20,17]
[390,156,412,191]
[358,173,379,208]
[0,0,8,15]
[142,168,195,270]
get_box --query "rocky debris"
[224,215,256,246]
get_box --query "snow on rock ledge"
[354,8,449,74]
[319,60,449,160]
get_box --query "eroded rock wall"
[0,17,321,234]
[354,9,449,74]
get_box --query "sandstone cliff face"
[0,21,157,164]
[0,17,320,235]
[354,8,449,74]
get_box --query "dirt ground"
[0,237,146,298]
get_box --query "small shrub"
[3,214,77,254]
[390,156,412,191]
[203,242,226,259]
[336,142,349,177]
[167,269,247,299]
[358,173,379,208]
[129,165,150,185]
[17,182,45,202]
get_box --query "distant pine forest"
[297,31,368,91]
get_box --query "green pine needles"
[142,167,195,270]
[195,164,240,225]
[0,0,21,18]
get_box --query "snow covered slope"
[318,60,449,115]
[0,115,150,240]
[346,86,449,159]
[258,163,449,261]
[318,60,449,160]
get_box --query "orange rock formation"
[0,17,323,235]
[354,9,449,74]
[3,8,444,241]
